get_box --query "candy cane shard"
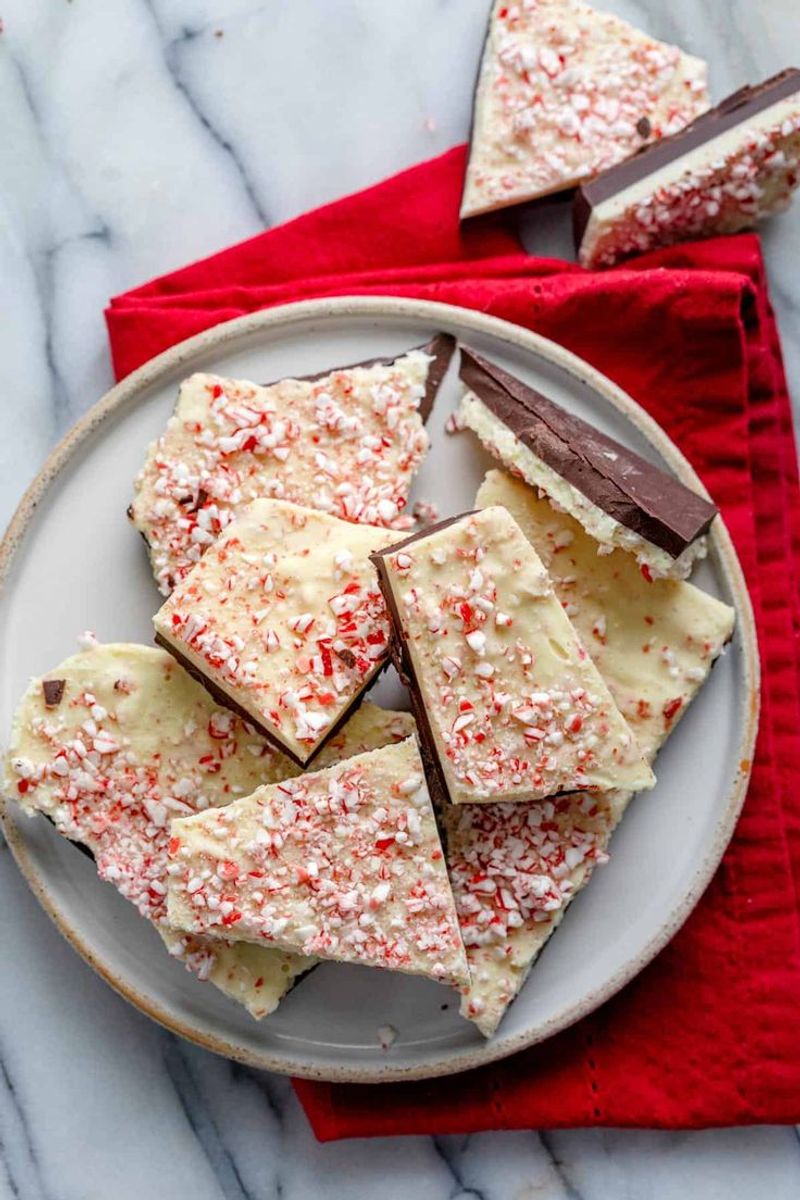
[4,642,413,1019]
[461,0,709,218]
[372,505,655,807]
[130,335,455,594]
[458,347,718,581]
[165,738,470,990]
[575,68,800,267]
[448,471,735,1035]
[154,499,398,767]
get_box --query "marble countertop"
[2,0,800,1195]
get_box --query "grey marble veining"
[1,2,800,1197]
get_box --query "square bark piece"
[4,640,414,1019]
[154,499,398,766]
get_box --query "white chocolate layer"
[579,92,800,267]
[154,500,397,765]
[461,0,708,218]
[166,739,470,989]
[131,349,436,594]
[450,471,734,1034]
[460,391,709,580]
[379,505,655,805]
[4,642,413,1020]
[478,471,735,754]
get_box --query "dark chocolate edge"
[574,66,800,242]
[458,344,717,556]
[43,814,96,862]
[419,333,458,422]
[370,551,457,814]
[154,632,386,771]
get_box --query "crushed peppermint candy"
[375,506,654,804]
[446,792,610,949]
[154,499,396,764]
[377,1023,398,1049]
[6,643,416,1017]
[445,786,616,1036]
[6,646,294,928]
[130,348,441,594]
[165,739,469,988]
[476,471,736,762]
[579,102,800,267]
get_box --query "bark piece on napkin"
[461,0,709,218]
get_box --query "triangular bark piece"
[166,738,470,989]
[5,642,413,1019]
[461,0,708,217]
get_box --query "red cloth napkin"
[106,146,800,1137]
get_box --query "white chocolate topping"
[459,391,710,581]
[4,642,413,1019]
[578,92,800,267]
[461,0,709,218]
[449,471,734,1034]
[378,505,655,805]
[166,739,470,989]
[131,349,436,594]
[154,499,397,765]
[478,471,735,756]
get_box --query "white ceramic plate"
[0,297,757,1083]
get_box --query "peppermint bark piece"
[4,643,413,1020]
[478,470,735,755]
[372,506,655,806]
[449,471,735,1035]
[154,499,397,767]
[575,68,800,268]
[445,788,618,1035]
[166,739,470,989]
[461,0,709,218]
[130,335,455,594]
[5,643,310,1018]
[161,702,416,1016]
[458,347,717,580]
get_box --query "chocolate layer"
[574,67,800,243]
[154,633,382,770]
[459,347,717,558]
[43,814,95,863]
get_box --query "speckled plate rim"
[0,295,759,1084]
